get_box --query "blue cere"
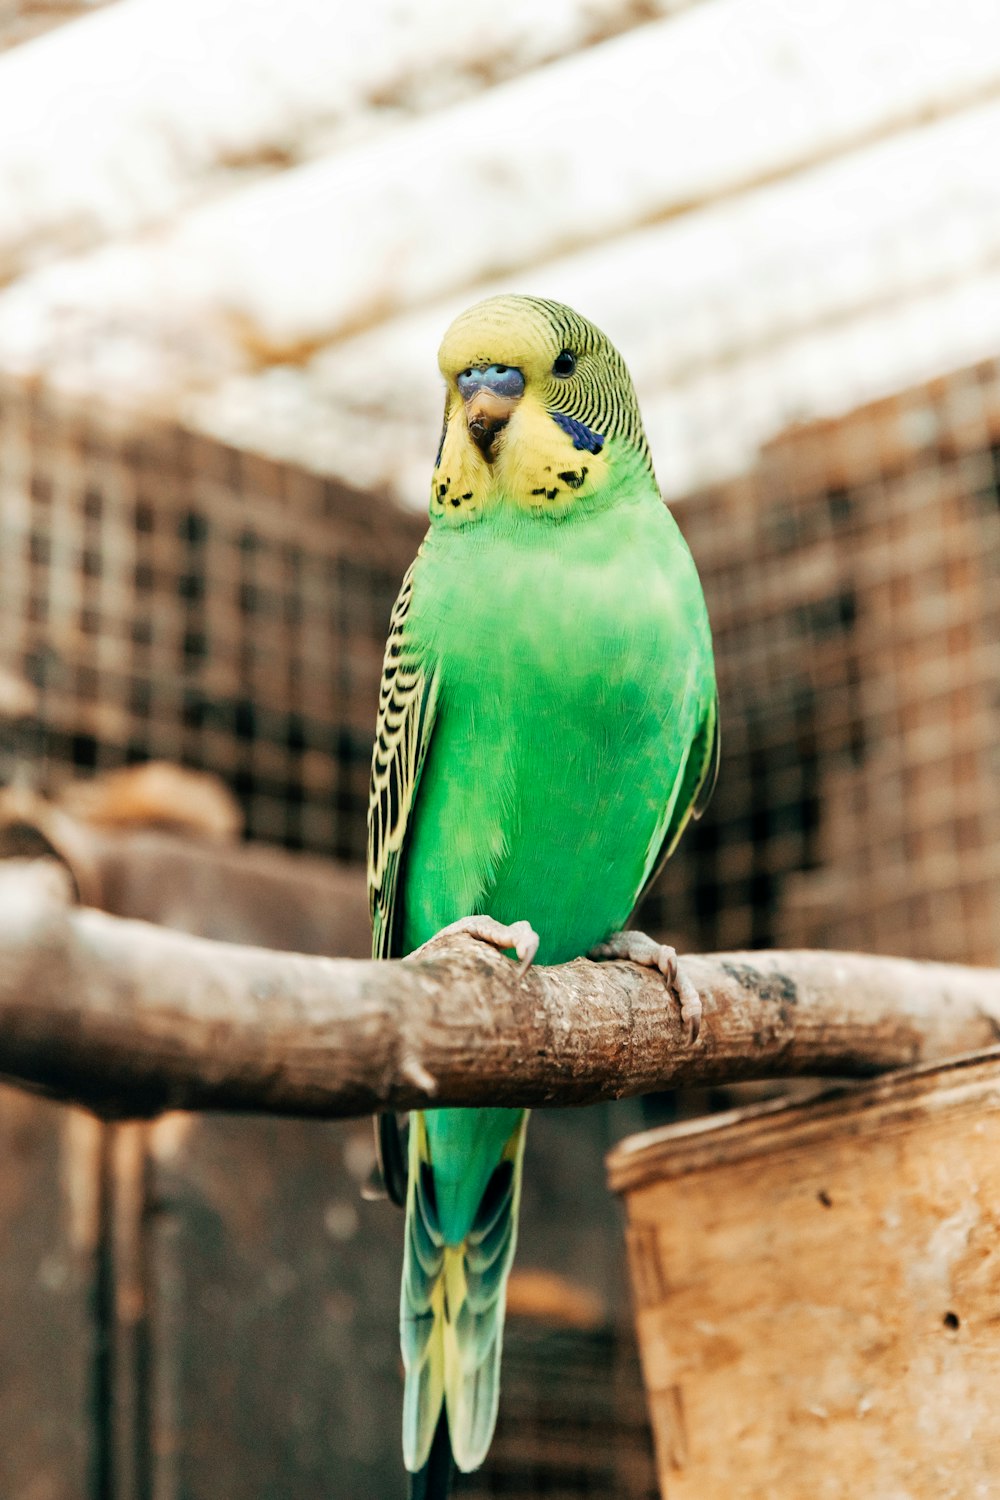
[552,412,605,454]
[457,365,526,401]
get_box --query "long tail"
[408,1410,454,1500]
[401,1110,527,1496]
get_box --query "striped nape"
[503,296,653,473]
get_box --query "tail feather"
[468,1159,514,1243]
[401,1112,526,1480]
[402,1144,446,1471]
[446,1153,520,1470]
[408,1409,455,1500]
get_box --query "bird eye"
[552,350,576,377]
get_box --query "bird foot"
[589,930,703,1043]
[413,913,540,978]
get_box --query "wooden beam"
[5,0,999,397]
[0,0,690,284]
[1,860,998,1121]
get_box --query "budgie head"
[432,295,654,522]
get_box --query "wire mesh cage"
[640,357,1000,968]
[0,377,422,859]
[2,12,999,1500]
[2,354,997,955]
[1,352,998,1494]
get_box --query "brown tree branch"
[1,860,998,1120]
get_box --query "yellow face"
[431,295,649,523]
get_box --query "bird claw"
[414,914,540,978]
[589,930,703,1043]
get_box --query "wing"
[636,686,720,907]
[367,558,439,961]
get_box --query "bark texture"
[1,860,998,1121]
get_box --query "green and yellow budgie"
[367,295,717,1498]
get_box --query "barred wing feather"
[367,560,439,961]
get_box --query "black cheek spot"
[460,492,473,501]
[557,467,588,490]
[437,482,449,498]
[546,487,559,500]
[449,496,462,508]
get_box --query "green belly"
[399,497,709,963]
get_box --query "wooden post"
[609,1050,1000,1498]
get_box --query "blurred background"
[0,1,998,1497]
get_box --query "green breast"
[400,484,714,964]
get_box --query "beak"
[455,365,525,461]
[464,388,520,460]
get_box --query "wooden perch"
[0,859,998,1121]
